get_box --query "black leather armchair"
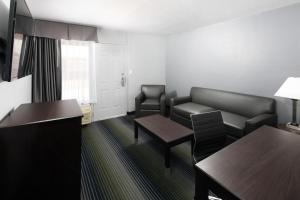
[135,85,166,117]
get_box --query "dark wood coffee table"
[195,126,300,200]
[134,114,194,168]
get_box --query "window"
[61,40,97,104]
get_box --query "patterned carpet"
[81,116,195,200]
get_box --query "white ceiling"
[26,0,300,35]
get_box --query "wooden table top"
[134,114,193,143]
[0,99,83,128]
[196,126,300,200]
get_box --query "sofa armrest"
[160,94,166,116]
[245,114,278,134]
[170,96,192,106]
[170,96,191,115]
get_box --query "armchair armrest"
[160,94,166,116]
[135,93,145,102]
[170,96,192,115]
[135,93,145,116]
[245,114,278,134]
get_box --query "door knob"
[121,73,126,87]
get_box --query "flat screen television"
[0,0,32,82]
[0,0,13,82]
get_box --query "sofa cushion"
[141,99,160,110]
[190,87,275,118]
[173,102,216,119]
[221,111,249,138]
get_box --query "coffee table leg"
[195,168,209,200]
[134,122,138,139]
[165,146,170,168]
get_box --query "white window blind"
[61,39,97,104]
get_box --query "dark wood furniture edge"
[0,115,83,128]
[0,100,82,199]
[134,119,193,144]
[195,167,241,200]
[0,100,83,128]
[195,126,300,200]
[134,119,194,168]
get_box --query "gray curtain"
[16,17,98,42]
[34,20,69,40]
[15,15,34,36]
[32,37,62,103]
[18,35,35,78]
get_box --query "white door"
[93,44,127,121]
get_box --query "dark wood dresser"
[0,100,83,200]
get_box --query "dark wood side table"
[277,124,300,135]
[0,100,83,200]
[195,126,300,200]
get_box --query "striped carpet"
[81,116,195,200]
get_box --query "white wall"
[3,4,299,123]
[0,0,9,38]
[127,34,166,111]
[166,3,300,123]
[0,75,32,120]
[96,29,166,113]
[0,30,166,122]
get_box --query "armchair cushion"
[141,99,160,110]
[142,85,165,99]
[173,103,215,119]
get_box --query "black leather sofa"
[170,87,277,141]
[135,85,166,117]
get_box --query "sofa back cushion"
[190,87,275,118]
[142,85,165,99]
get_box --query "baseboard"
[93,114,127,122]
[127,111,135,116]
